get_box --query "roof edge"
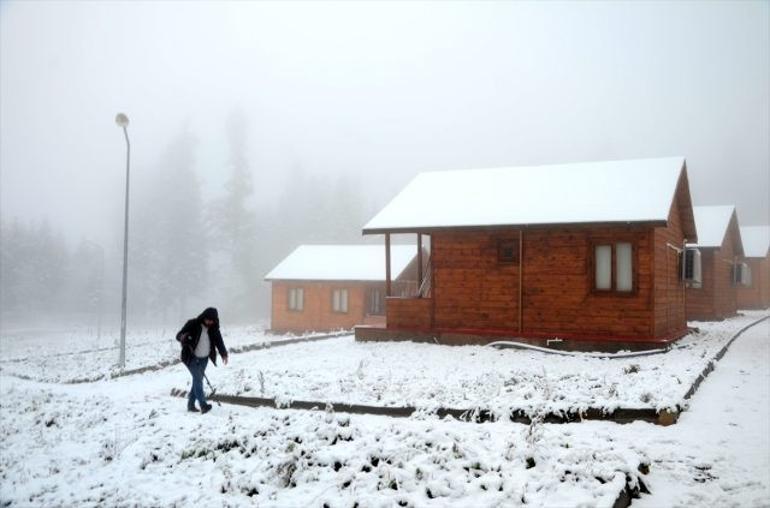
[671,162,698,243]
[264,278,390,283]
[363,220,668,235]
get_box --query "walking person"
[176,307,229,414]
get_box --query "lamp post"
[115,112,130,368]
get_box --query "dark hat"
[199,307,219,323]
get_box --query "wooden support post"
[417,233,423,297]
[385,233,392,297]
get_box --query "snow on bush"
[0,380,647,507]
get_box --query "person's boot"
[201,403,213,414]
[187,403,199,412]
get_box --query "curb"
[170,388,679,425]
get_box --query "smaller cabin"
[685,205,744,321]
[736,226,770,310]
[265,245,419,333]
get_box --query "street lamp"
[115,112,130,368]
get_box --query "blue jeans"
[186,356,209,408]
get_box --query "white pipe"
[486,340,669,358]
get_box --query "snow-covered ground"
[0,375,645,506]
[206,312,767,415]
[0,323,269,362]
[1,315,768,506]
[0,323,345,383]
[629,316,770,506]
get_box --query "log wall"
[653,197,688,338]
[685,249,716,320]
[395,225,662,341]
[432,231,521,331]
[519,227,653,339]
[386,297,433,329]
[685,214,741,321]
[736,256,770,309]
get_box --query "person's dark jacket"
[176,307,228,366]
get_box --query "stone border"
[170,389,676,425]
[170,315,769,427]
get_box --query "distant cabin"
[685,206,745,321]
[265,245,419,333]
[355,157,698,351]
[736,226,770,310]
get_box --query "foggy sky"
[1,1,768,249]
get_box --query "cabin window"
[369,288,384,315]
[616,243,633,292]
[593,242,635,292]
[332,289,349,313]
[595,245,612,290]
[288,288,304,311]
[732,262,752,287]
[498,239,519,263]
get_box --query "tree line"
[0,113,378,330]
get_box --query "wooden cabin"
[355,157,698,351]
[685,206,745,321]
[736,226,770,310]
[265,245,419,333]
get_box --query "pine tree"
[131,128,207,324]
[0,218,70,322]
[68,239,105,328]
[0,219,22,319]
[208,110,260,322]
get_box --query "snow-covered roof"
[363,157,688,233]
[265,245,417,281]
[688,205,736,249]
[740,226,770,258]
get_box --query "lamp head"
[115,113,129,128]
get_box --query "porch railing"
[391,254,432,298]
[418,256,432,297]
